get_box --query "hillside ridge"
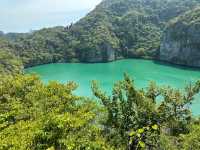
[1,0,200,69]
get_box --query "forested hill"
[1,0,200,69]
[73,0,200,61]
[0,38,23,75]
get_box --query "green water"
[26,59,200,115]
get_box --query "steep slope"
[160,7,200,67]
[2,0,200,67]
[71,0,200,60]
[0,38,23,74]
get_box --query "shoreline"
[24,57,200,71]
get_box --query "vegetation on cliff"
[1,0,200,67]
[160,7,200,67]
[1,1,200,148]
[167,7,200,41]
[0,38,23,75]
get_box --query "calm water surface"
[26,59,200,116]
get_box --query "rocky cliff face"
[160,8,200,67]
[79,44,116,63]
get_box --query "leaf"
[129,137,133,144]
[152,124,158,130]
[46,146,55,150]
[138,128,144,134]
[129,131,135,136]
[139,141,145,148]
[137,133,141,137]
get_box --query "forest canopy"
[1,73,200,149]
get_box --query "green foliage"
[92,74,200,149]
[158,81,200,136]
[0,49,23,75]
[0,38,23,75]
[1,0,200,149]
[166,6,200,50]
[180,124,200,150]
[0,73,200,149]
[0,75,114,150]
[1,0,200,67]
[129,124,160,150]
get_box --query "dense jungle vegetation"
[1,0,200,149]
[1,69,200,149]
[1,0,200,67]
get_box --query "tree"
[0,75,114,150]
[92,74,200,149]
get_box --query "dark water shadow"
[153,60,200,72]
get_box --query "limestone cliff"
[160,7,200,67]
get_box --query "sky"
[0,0,102,33]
